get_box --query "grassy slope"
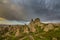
[0,24,60,40]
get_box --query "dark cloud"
[0,0,60,21]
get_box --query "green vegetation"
[0,18,60,40]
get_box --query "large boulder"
[34,18,40,22]
[34,18,41,26]
[52,37,57,40]
[28,18,42,32]
[23,24,29,33]
[15,28,20,37]
[43,23,54,32]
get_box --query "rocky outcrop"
[15,28,20,37]
[0,18,60,40]
[28,18,41,32]
[43,23,54,32]
[52,37,57,40]
[23,24,29,33]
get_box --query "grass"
[0,25,60,40]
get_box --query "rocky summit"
[0,18,60,40]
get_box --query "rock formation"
[43,23,54,32]
[0,18,60,40]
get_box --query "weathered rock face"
[52,37,57,40]
[30,18,41,24]
[28,19,35,32]
[43,24,54,32]
[40,24,46,29]
[28,19,34,32]
[34,18,40,22]
[34,18,41,26]
[28,18,41,32]
[15,28,20,37]
[54,28,59,31]
[0,18,60,40]
[23,24,29,33]
[28,23,36,32]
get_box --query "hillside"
[0,18,60,40]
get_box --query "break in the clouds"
[0,0,60,21]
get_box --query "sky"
[0,0,60,22]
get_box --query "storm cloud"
[0,0,60,21]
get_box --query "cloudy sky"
[0,0,60,22]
